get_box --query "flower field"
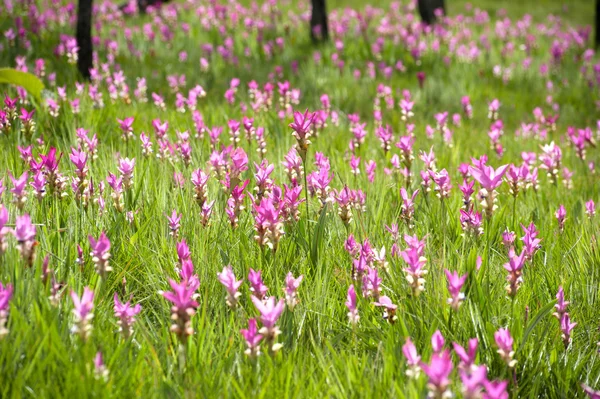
[0,0,600,397]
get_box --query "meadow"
[0,0,600,397]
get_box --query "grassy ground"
[0,0,600,398]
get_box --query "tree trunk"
[76,0,93,80]
[418,0,446,25]
[310,0,328,42]
[596,0,600,47]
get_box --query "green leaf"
[310,204,329,266]
[516,299,556,354]
[0,68,45,102]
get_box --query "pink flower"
[453,338,478,371]
[431,330,445,353]
[117,116,134,140]
[93,351,109,381]
[555,205,566,232]
[560,313,576,348]
[402,338,421,377]
[445,269,467,309]
[284,272,303,310]
[161,279,199,341]
[421,350,453,398]
[401,245,428,296]
[253,197,284,250]
[217,266,243,308]
[346,284,359,325]
[240,318,263,357]
[429,169,452,199]
[469,163,508,191]
[14,214,36,266]
[373,295,397,323]
[89,232,112,278]
[71,287,95,340]
[248,268,269,300]
[494,328,516,367]
[251,296,285,352]
[113,293,141,338]
[521,222,541,261]
[586,200,596,218]
[483,380,509,399]
[289,109,315,157]
[0,282,13,338]
[0,205,9,254]
[9,171,28,209]
[504,249,526,297]
[166,210,182,239]
[400,187,419,227]
[118,158,135,189]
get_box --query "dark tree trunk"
[76,0,93,80]
[596,0,600,47]
[310,0,328,42]
[417,0,446,25]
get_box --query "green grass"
[0,0,600,397]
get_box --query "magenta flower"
[117,116,134,140]
[217,266,243,308]
[459,179,475,209]
[469,163,508,217]
[346,284,359,325]
[114,293,141,338]
[282,184,304,223]
[445,269,467,310]
[402,338,421,377]
[494,328,516,367]
[503,249,526,297]
[460,365,487,398]
[106,173,124,212]
[553,286,570,320]
[0,282,13,338]
[421,350,453,398]
[586,200,596,219]
[200,200,215,227]
[555,205,566,232]
[14,214,36,266]
[460,209,483,236]
[161,279,199,341]
[89,232,112,278]
[166,210,182,239]
[362,267,382,300]
[373,295,398,323]
[432,330,445,353]
[400,187,419,227]
[483,380,509,399]
[453,338,478,371]
[401,246,428,296]
[253,198,284,251]
[0,205,9,254]
[191,168,209,207]
[248,268,269,300]
[71,287,95,340]
[251,296,285,353]
[560,313,576,348]
[229,147,248,182]
[9,171,28,209]
[118,157,135,190]
[521,222,542,261]
[240,318,263,357]
[582,384,600,399]
[284,272,303,310]
[289,109,316,158]
[429,169,452,199]
[93,351,109,381]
